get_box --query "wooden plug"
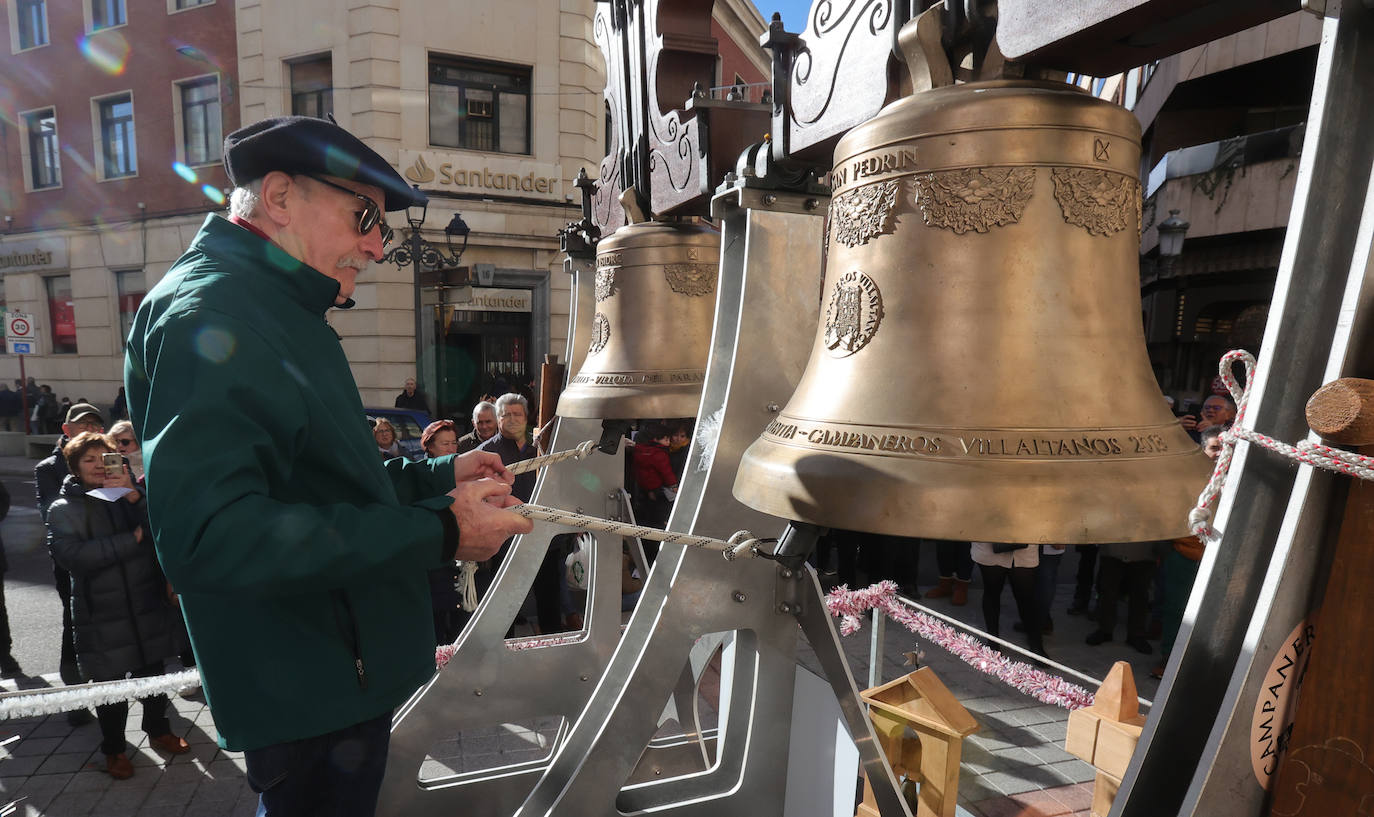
[1306,377,1374,445]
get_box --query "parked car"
[365,407,433,460]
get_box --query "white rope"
[512,502,766,561]
[0,441,743,719]
[1191,350,1374,540]
[457,560,479,613]
[0,669,201,720]
[506,440,597,475]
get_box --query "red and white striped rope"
[1190,350,1374,540]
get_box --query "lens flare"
[194,326,236,364]
[78,31,131,75]
[169,163,225,205]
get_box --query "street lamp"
[1157,209,1190,267]
[382,183,471,416]
[1157,208,1191,391]
[382,185,470,271]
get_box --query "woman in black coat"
[46,432,189,779]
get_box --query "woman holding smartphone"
[46,431,189,780]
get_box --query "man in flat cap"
[125,116,532,815]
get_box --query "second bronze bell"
[557,217,720,421]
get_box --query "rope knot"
[722,531,759,561]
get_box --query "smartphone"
[102,452,124,480]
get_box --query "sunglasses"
[305,176,394,247]
[115,438,136,447]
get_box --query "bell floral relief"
[911,167,1036,234]
[830,179,901,247]
[664,263,717,297]
[594,267,618,302]
[1051,168,1140,236]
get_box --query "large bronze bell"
[733,79,1210,544]
[557,217,720,419]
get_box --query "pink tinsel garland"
[825,580,1096,710]
[435,633,583,668]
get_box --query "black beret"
[223,116,425,211]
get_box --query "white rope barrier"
[0,670,200,720]
[1191,350,1374,540]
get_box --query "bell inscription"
[1051,168,1139,236]
[911,167,1037,234]
[823,271,884,357]
[569,370,706,386]
[831,180,901,247]
[830,149,919,188]
[763,419,1174,460]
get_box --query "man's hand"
[453,450,514,486]
[1177,414,1199,432]
[447,478,533,561]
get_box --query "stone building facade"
[0,0,767,423]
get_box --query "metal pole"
[412,226,424,415]
[19,355,28,434]
[867,608,885,690]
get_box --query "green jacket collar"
[189,214,354,315]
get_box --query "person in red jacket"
[631,422,678,562]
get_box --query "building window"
[116,270,144,343]
[97,93,137,179]
[289,54,333,119]
[174,0,212,8]
[23,109,60,190]
[45,276,76,355]
[429,56,531,155]
[178,77,221,165]
[91,0,125,30]
[16,0,48,49]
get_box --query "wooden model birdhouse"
[1065,661,1146,817]
[857,667,979,817]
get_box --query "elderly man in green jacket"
[125,116,532,816]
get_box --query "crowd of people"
[364,403,705,642]
[0,379,128,434]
